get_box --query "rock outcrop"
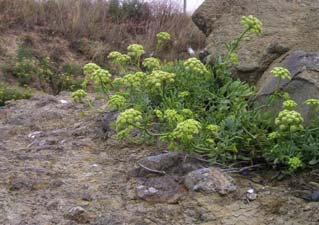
[193,0,319,84]
[193,0,319,120]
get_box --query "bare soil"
[0,93,318,225]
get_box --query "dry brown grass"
[0,0,205,60]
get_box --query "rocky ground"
[0,92,319,225]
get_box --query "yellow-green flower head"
[283,99,297,110]
[172,119,201,141]
[91,68,112,86]
[207,124,220,134]
[229,53,239,65]
[83,63,101,77]
[156,32,171,49]
[122,72,145,89]
[116,108,142,131]
[184,57,209,75]
[108,51,131,65]
[143,57,161,71]
[288,157,303,171]
[275,109,304,132]
[305,99,319,107]
[164,109,184,125]
[108,94,126,111]
[154,109,163,119]
[156,32,171,43]
[181,109,193,118]
[240,15,262,35]
[178,91,190,98]
[271,67,291,80]
[127,44,145,59]
[268,131,280,140]
[71,89,87,103]
[146,70,176,90]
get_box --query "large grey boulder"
[257,51,319,121]
[193,0,319,84]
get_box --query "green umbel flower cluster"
[143,57,161,71]
[283,99,297,110]
[271,67,291,80]
[83,63,112,88]
[229,53,239,65]
[127,44,145,59]
[305,99,319,107]
[240,15,262,35]
[122,72,145,89]
[184,58,209,75]
[268,131,280,140]
[156,32,171,49]
[91,68,112,87]
[145,70,175,90]
[108,51,131,66]
[288,157,303,171]
[83,63,100,76]
[71,89,87,103]
[207,124,220,134]
[172,119,201,141]
[164,109,184,125]
[116,108,142,131]
[275,109,304,132]
[108,95,126,111]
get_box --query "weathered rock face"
[193,0,319,84]
[257,51,319,121]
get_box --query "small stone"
[184,167,237,195]
[246,189,257,201]
[82,193,93,201]
[65,206,91,223]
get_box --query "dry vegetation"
[0,0,205,60]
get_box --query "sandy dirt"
[0,92,318,225]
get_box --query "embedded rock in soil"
[131,152,207,177]
[304,191,319,202]
[136,176,187,204]
[131,153,235,203]
[184,168,237,195]
[64,206,91,223]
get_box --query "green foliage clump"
[75,17,319,172]
[143,57,161,71]
[156,32,171,51]
[0,83,32,106]
[71,89,87,103]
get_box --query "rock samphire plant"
[73,16,319,172]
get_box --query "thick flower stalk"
[271,67,291,80]
[71,89,87,103]
[143,57,161,71]
[241,15,262,35]
[184,58,209,75]
[108,94,126,111]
